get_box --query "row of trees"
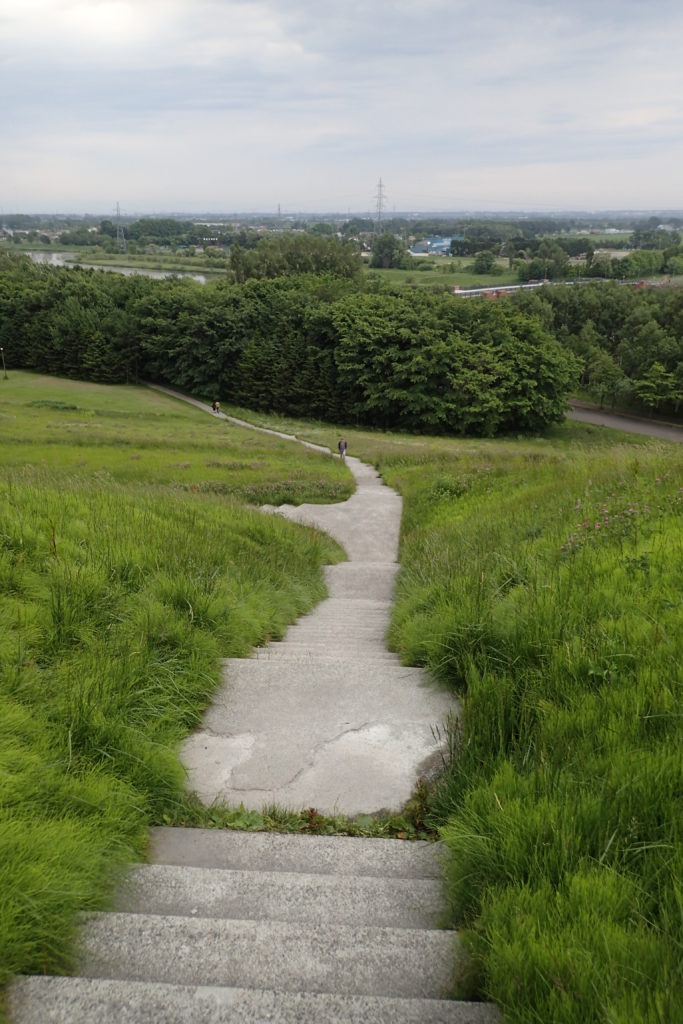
[510,283,683,412]
[57,218,267,253]
[517,242,683,283]
[0,253,575,436]
[3,252,681,423]
[368,232,683,284]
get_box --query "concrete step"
[287,620,388,631]
[251,643,399,661]
[324,564,399,601]
[148,828,446,878]
[300,597,393,612]
[294,609,391,622]
[209,661,433,731]
[287,622,391,634]
[281,637,390,649]
[9,976,502,1024]
[115,863,445,929]
[220,658,420,683]
[251,649,400,663]
[256,639,396,652]
[289,621,391,633]
[284,630,389,643]
[78,912,459,998]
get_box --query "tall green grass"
[0,372,352,504]
[221,405,681,1023]
[0,374,346,997]
[378,444,682,1023]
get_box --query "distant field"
[7,244,228,276]
[363,257,517,289]
[560,231,633,243]
[71,252,228,276]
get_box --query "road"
[566,402,683,443]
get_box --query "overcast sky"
[2,0,682,216]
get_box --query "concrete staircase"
[9,827,500,1023]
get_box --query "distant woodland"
[1,242,682,431]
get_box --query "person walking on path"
[338,437,348,460]
[212,400,221,415]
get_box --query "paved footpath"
[150,385,456,815]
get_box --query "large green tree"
[369,233,408,269]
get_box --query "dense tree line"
[0,253,576,435]
[510,283,683,412]
[229,234,362,282]
[450,234,683,284]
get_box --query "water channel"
[25,251,207,285]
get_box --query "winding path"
[8,386,501,1023]
[149,385,456,815]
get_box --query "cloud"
[2,0,682,211]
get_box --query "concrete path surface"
[147,385,456,815]
[180,454,455,816]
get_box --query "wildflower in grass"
[561,480,667,557]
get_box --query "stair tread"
[79,912,459,998]
[148,828,445,878]
[116,863,444,928]
[9,976,502,1024]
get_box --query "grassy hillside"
[0,374,349,1002]
[221,406,682,1024]
[379,441,681,1023]
[0,373,352,505]
[2,376,680,1022]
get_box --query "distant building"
[409,235,456,256]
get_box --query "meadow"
[380,441,681,1023]
[70,251,228,277]
[0,373,352,1006]
[363,256,518,290]
[220,406,682,1024]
